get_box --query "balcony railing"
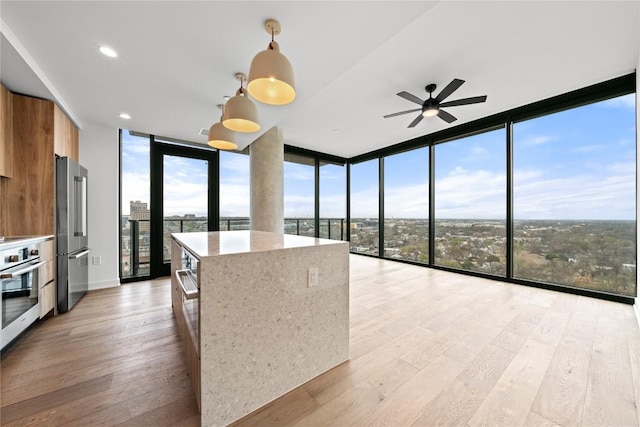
[122,217,346,278]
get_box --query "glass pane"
[163,155,208,262]
[120,130,150,279]
[435,128,506,275]
[284,153,315,237]
[319,161,346,240]
[350,159,379,255]
[384,147,429,262]
[513,94,636,296]
[219,151,250,230]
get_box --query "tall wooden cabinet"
[0,84,13,178]
[0,93,79,236]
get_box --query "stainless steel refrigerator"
[56,157,90,313]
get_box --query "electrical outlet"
[308,267,319,287]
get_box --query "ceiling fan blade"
[383,108,422,119]
[437,109,457,123]
[408,114,424,128]
[435,78,465,102]
[397,91,424,105]
[439,95,487,108]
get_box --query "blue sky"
[352,93,636,220]
[122,93,635,220]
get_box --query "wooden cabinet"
[0,84,14,178]
[39,239,56,318]
[54,105,79,161]
[0,94,78,236]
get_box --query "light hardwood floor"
[2,255,639,426]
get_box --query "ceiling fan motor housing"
[422,97,439,117]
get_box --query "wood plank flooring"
[2,255,639,426]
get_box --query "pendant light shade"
[223,73,260,133]
[247,19,296,106]
[208,105,237,150]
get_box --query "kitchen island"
[171,230,349,426]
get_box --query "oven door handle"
[0,260,47,279]
[175,269,199,300]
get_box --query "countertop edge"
[0,235,55,250]
[172,231,349,260]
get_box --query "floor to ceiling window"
[161,154,209,262]
[319,160,346,240]
[434,128,507,275]
[383,147,429,262]
[119,130,151,279]
[513,93,636,296]
[284,153,316,237]
[350,159,379,255]
[347,74,636,300]
[219,150,250,230]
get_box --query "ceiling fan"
[384,78,487,128]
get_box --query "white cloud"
[284,165,314,181]
[514,162,635,219]
[435,170,506,218]
[220,154,249,174]
[520,134,557,147]
[284,194,314,218]
[320,194,346,218]
[570,144,605,153]
[351,185,379,218]
[121,172,150,214]
[220,184,250,217]
[385,183,428,218]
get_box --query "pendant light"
[223,73,260,133]
[247,19,296,106]
[208,104,237,150]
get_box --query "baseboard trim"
[88,279,120,291]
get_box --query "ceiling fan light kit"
[208,104,238,150]
[222,73,261,133]
[247,19,296,106]
[384,78,487,128]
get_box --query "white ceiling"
[0,1,638,159]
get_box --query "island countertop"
[171,229,344,259]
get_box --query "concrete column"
[250,126,284,233]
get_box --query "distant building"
[130,200,150,232]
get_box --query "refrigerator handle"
[69,248,91,259]
[73,175,87,237]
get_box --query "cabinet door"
[53,105,79,161]
[39,240,55,286]
[0,84,14,178]
[39,282,56,318]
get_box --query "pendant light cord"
[269,28,275,50]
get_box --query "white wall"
[79,124,120,290]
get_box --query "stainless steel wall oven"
[1,240,44,350]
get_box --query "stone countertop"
[0,235,54,250]
[171,230,345,260]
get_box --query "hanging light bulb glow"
[223,73,260,133]
[247,19,296,106]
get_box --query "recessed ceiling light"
[119,113,131,120]
[99,46,118,58]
